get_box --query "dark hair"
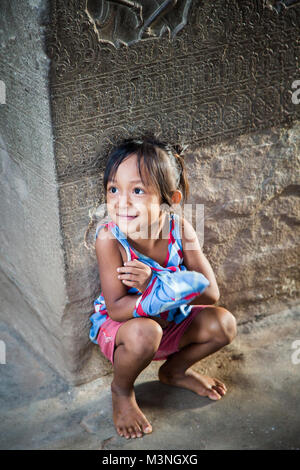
[103,136,190,207]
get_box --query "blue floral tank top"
[89,212,209,344]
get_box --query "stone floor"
[0,305,300,450]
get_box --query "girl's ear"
[171,190,182,205]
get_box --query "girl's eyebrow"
[110,178,144,184]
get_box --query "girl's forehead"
[108,162,160,197]
[112,154,150,184]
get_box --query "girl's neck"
[127,211,169,253]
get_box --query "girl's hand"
[117,259,152,293]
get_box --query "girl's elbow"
[212,292,220,303]
[207,285,220,304]
[106,303,118,321]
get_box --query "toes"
[116,421,150,439]
[141,422,152,434]
[212,385,226,396]
[213,381,227,396]
[122,429,130,439]
[134,424,143,438]
[215,380,227,392]
[144,425,152,434]
[127,426,137,438]
[139,416,152,434]
[118,426,140,439]
[208,388,222,400]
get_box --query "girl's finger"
[117,266,144,274]
[124,260,145,266]
[118,274,138,280]
[123,260,149,270]
[122,279,136,286]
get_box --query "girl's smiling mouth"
[117,214,138,220]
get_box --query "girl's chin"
[116,219,150,236]
[116,217,140,230]
[116,216,139,224]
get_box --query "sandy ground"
[0,305,300,450]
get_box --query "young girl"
[90,136,237,440]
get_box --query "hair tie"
[174,143,189,157]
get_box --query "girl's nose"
[117,194,131,208]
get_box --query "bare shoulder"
[95,225,120,256]
[95,223,111,241]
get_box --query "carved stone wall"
[1,0,299,384]
[46,0,300,383]
[186,123,300,320]
[0,1,70,379]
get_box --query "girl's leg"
[159,306,237,400]
[111,317,163,439]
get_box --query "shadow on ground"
[1,305,300,450]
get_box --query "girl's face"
[106,153,163,238]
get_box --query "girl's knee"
[125,318,163,356]
[213,308,237,345]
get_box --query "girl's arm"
[95,227,139,322]
[181,217,220,305]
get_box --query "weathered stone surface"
[0,0,299,384]
[0,0,72,380]
[49,0,300,383]
[1,306,300,449]
[184,123,300,323]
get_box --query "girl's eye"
[134,187,145,195]
[108,186,117,194]
[108,186,145,195]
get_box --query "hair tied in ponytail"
[174,143,189,157]
[172,143,190,203]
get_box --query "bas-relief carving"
[48,0,300,284]
[48,0,300,181]
[85,0,192,47]
[264,0,300,13]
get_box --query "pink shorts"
[96,305,207,365]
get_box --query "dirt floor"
[1,305,300,450]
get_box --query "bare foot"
[111,382,152,439]
[158,365,227,401]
